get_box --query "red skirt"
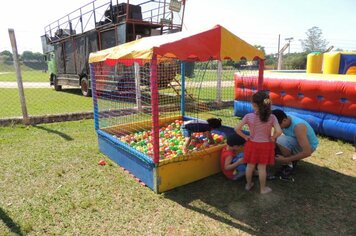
[243,140,275,165]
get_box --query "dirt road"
[0,82,50,88]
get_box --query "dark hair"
[207,118,222,129]
[227,133,246,147]
[272,109,287,124]
[252,91,271,122]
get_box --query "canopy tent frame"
[89,25,265,192]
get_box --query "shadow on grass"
[33,125,73,141]
[57,88,84,96]
[163,162,356,235]
[0,208,23,236]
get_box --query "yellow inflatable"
[307,51,356,75]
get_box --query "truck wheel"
[53,75,62,91]
[80,77,91,97]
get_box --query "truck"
[41,0,186,96]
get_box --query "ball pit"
[118,120,225,160]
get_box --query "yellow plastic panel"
[157,144,225,193]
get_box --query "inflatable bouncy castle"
[234,51,356,142]
[307,51,356,75]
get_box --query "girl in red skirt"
[235,91,282,194]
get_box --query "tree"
[22,51,37,61]
[0,50,13,64]
[0,50,12,57]
[20,51,46,70]
[300,26,328,53]
[283,52,308,69]
[254,45,266,55]
[264,54,277,68]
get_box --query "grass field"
[0,70,49,82]
[192,69,236,81]
[0,88,92,118]
[0,64,240,83]
[0,119,355,235]
[0,86,235,119]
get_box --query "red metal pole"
[258,59,264,91]
[150,54,160,164]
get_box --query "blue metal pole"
[90,63,99,131]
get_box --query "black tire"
[53,75,62,91]
[80,77,91,97]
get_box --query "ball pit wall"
[234,73,356,142]
[97,130,156,190]
[97,116,229,193]
[157,144,225,192]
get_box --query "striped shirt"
[241,113,278,142]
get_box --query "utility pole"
[277,43,290,70]
[277,34,280,70]
[285,37,294,54]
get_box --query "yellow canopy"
[89,25,265,64]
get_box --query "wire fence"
[0,62,94,125]
[0,44,256,127]
[90,56,258,164]
[0,29,259,127]
[0,31,94,125]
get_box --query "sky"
[1,0,355,55]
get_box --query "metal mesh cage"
[90,58,259,164]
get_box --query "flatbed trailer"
[41,0,186,96]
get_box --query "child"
[220,133,247,180]
[181,118,222,154]
[235,91,282,194]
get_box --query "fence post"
[134,62,142,112]
[150,54,159,165]
[216,60,222,106]
[8,28,29,125]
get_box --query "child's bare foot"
[245,182,254,191]
[261,186,272,194]
[352,152,356,161]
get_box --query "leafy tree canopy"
[0,50,13,57]
[22,51,44,62]
[300,26,328,53]
[254,45,266,55]
[0,50,13,64]
[283,52,308,70]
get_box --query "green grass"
[0,63,17,72]
[0,64,238,83]
[0,119,355,235]
[0,86,234,119]
[0,70,49,82]
[0,88,93,118]
[190,87,235,101]
[188,69,238,81]
[160,86,235,101]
